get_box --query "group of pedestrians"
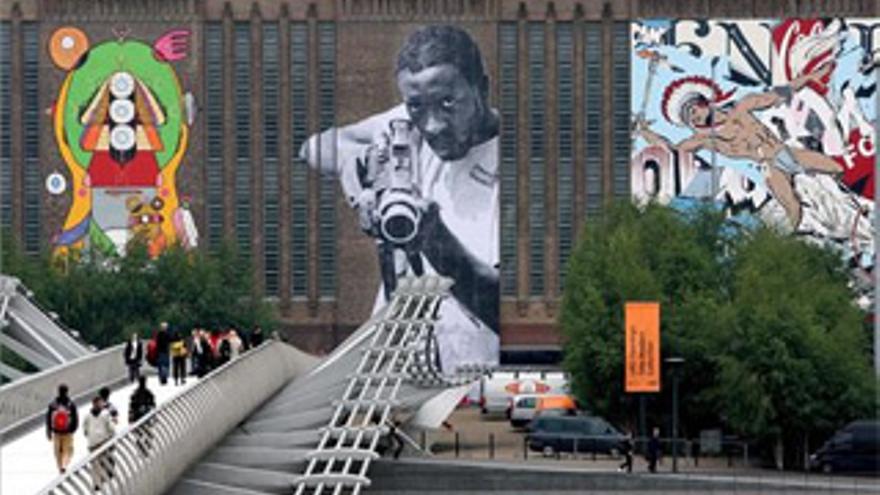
[124,322,267,386]
[46,380,155,491]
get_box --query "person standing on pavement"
[123,332,143,383]
[46,384,79,474]
[619,430,634,473]
[647,426,661,473]
[82,396,115,491]
[155,322,171,385]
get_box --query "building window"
[233,23,252,258]
[0,22,10,229]
[584,22,603,218]
[263,22,280,296]
[318,22,336,298]
[557,23,574,289]
[290,22,309,298]
[499,22,517,297]
[23,23,40,254]
[612,22,630,198]
[204,22,224,251]
[528,22,545,297]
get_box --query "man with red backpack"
[46,384,79,474]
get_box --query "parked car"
[809,420,880,474]
[527,415,624,456]
[509,394,577,428]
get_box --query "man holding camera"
[301,25,499,373]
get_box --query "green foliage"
[561,202,877,462]
[2,237,275,348]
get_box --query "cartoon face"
[684,99,713,128]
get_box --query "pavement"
[0,375,196,495]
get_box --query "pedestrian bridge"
[16,275,480,495]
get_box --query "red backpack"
[52,403,71,433]
[146,338,158,366]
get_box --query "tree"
[561,202,877,467]
[706,229,876,467]
[1,238,276,348]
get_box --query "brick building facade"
[1,0,876,360]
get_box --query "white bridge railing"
[36,340,317,495]
[0,343,126,441]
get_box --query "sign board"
[625,302,660,393]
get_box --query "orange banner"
[625,302,660,393]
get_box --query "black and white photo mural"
[300,25,500,372]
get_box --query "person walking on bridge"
[129,376,156,455]
[123,332,143,383]
[155,322,171,385]
[83,396,115,491]
[46,384,79,474]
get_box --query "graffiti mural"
[50,27,198,257]
[631,19,877,307]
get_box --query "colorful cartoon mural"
[50,27,198,257]
[631,19,877,308]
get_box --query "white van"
[479,370,569,415]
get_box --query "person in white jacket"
[82,396,115,491]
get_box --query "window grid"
[584,22,603,217]
[0,22,11,229]
[527,23,545,297]
[204,23,224,251]
[23,23,40,253]
[499,23,518,297]
[234,23,251,257]
[290,23,309,297]
[612,22,631,198]
[318,22,336,297]
[557,23,574,289]
[263,23,280,296]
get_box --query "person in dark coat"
[647,427,661,473]
[250,326,265,349]
[198,330,214,376]
[123,332,143,383]
[129,376,156,455]
[619,430,634,473]
[155,322,171,385]
[46,384,79,474]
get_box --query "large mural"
[50,27,198,258]
[300,25,500,372]
[631,19,877,308]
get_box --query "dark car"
[527,415,624,456]
[809,420,880,474]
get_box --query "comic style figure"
[630,18,876,306]
[50,27,197,257]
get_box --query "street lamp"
[665,356,685,473]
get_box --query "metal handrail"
[36,340,317,495]
[0,343,127,439]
